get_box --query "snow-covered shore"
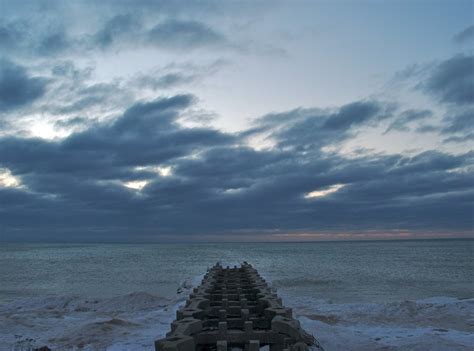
[1,291,472,350]
[294,296,474,351]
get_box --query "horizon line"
[1,236,472,245]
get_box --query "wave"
[293,296,474,351]
[0,277,198,351]
[271,277,338,288]
[1,278,472,351]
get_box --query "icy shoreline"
[1,290,473,350]
[0,292,179,350]
[293,296,474,351]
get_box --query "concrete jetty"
[155,262,321,350]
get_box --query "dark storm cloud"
[422,54,474,106]
[252,100,394,151]
[0,94,472,241]
[0,58,48,111]
[453,25,474,44]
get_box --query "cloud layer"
[0,91,472,241]
[0,59,48,111]
[0,1,472,241]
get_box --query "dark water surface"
[1,239,472,303]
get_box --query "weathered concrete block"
[241,308,249,320]
[265,307,292,319]
[155,334,195,351]
[217,340,227,351]
[291,342,309,351]
[176,307,205,320]
[171,317,202,335]
[271,316,302,340]
[155,262,317,350]
[248,340,260,351]
[244,320,253,333]
[219,321,227,337]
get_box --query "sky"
[0,0,472,242]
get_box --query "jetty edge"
[155,262,323,350]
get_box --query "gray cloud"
[323,101,386,129]
[130,60,228,90]
[0,2,471,241]
[443,133,474,144]
[422,54,474,106]
[453,25,474,44]
[147,20,226,50]
[54,116,98,129]
[384,109,432,133]
[0,18,74,58]
[93,14,140,49]
[0,58,48,112]
[252,100,394,151]
[0,4,229,59]
[0,95,233,177]
[441,109,474,134]
[0,95,472,240]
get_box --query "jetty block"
[155,262,319,350]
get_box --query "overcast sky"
[0,0,472,242]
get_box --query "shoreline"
[1,290,472,351]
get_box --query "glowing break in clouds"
[0,168,21,188]
[123,180,148,191]
[156,166,172,177]
[134,166,173,177]
[123,166,173,191]
[304,184,345,199]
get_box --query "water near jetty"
[0,239,472,350]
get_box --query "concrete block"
[271,316,302,340]
[265,307,293,319]
[217,340,227,351]
[171,318,202,335]
[291,342,309,351]
[248,340,260,351]
[155,334,195,351]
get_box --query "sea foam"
[1,278,473,350]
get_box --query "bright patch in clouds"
[30,120,67,139]
[135,165,173,177]
[124,166,172,191]
[0,168,21,188]
[124,180,148,191]
[305,184,345,199]
[156,166,172,177]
